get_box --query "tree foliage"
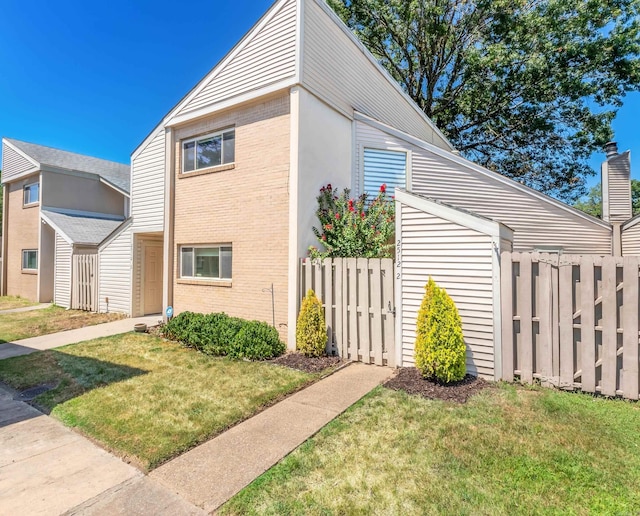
[328,0,640,201]
[574,180,640,218]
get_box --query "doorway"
[143,243,163,315]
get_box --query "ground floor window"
[180,245,232,280]
[22,249,38,270]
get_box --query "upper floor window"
[363,148,407,199]
[182,129,235,173]
[23,182,39,206]
[22,250,38,270]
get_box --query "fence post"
[623,256,639,400]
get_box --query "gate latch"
[387,301,396,316]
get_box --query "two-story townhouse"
[1,138,130,307]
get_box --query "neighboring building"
[0,138,129,306]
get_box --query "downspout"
[1,184,8,295]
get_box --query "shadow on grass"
[0,349,148,425]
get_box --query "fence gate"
[501,252,640,400]
[72,254,98,312]
[300,257,395,366]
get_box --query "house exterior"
[0,138,130,307]
[97,0,633,359]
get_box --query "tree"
[574,180,640,218]
[328,0,640,202]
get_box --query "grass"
[221,384,640,515]
[0,305,124,343]
[0,295,38,311]
[0,333,314,471]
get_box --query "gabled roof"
[5,138,130,193]
[41,209,126,246]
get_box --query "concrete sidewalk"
[0,315,160,360]
[151,362,393,513]
[0,303,52,314]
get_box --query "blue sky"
[0,0,637,193]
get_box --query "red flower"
[380,184,387,193]
[324,224,333,230]
[348,199,355,212]
[335,213,340,220]
[327,183,332,190]
[360,212,365,219]
[322,234,327,241]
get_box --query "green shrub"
[414,277,466,383]
[161,311,202,345]
[296,289,327,357]
[228,320,285,360]
[200,314,245,357]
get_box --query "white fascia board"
[491,235,503,381]
[312,0,454,151]
[0,168,40,185]
[395,188,508,238]
[99,218,132,250]
[2,138,41,168]
[356,112,612,231]
[622,212,640,230]
[131,0,293,153]
[99,177,130,197]
[40,212,74,246]
[166,80,296,128]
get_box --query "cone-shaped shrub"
[296,289,327,357]
[414,277,466,383]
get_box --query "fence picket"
[324,259,334,354]
[381,258,395,368]
[601,257,618,396]
[538,256,553,380]
[501,252,514,381]
[347,258,358,361]
[580,256,596,392]
[370,259,383,365]
[623,256,639,400]
[559,261,574,388]
[519,253,533,383]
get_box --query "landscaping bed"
[270,352,343,374]
[221,384,640,515]
[0,305,124,343]
[0,333,315,471]
[384,366,492,403]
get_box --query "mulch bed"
[384,367,492,403]
[270,352,343,374]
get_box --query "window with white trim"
[182,129,235,173]
[363,148,406,198]
[22,250,38,270]
[180,245,232,279]
[23,182,39,206]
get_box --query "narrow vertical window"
[23,182,40,205]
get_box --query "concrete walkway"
[0,315,160,360]
[151,363,393,513]
[0,303,52,314]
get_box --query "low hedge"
[161,311,284,361]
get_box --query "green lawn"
[0,333,314,470]
[222,385,640,515]
[0,295,38,311]
[0,305,124,343]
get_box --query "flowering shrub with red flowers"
[308,183,395,259]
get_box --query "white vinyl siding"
[98,225,132,314]
[175,0,297,118]
[622,220,640,255]
[131,130,165,230]
[363,148,406,199]
[1,142,38,183]
[399,204,496,378]
[357,121,612,254]
[603,152,632,222]
[54,234,72,308]
[302,0,450,150]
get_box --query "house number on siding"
[396,239,401,279]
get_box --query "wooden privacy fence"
[72,254,98,312]
[300,257,395,366]
[501,252,640,400]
